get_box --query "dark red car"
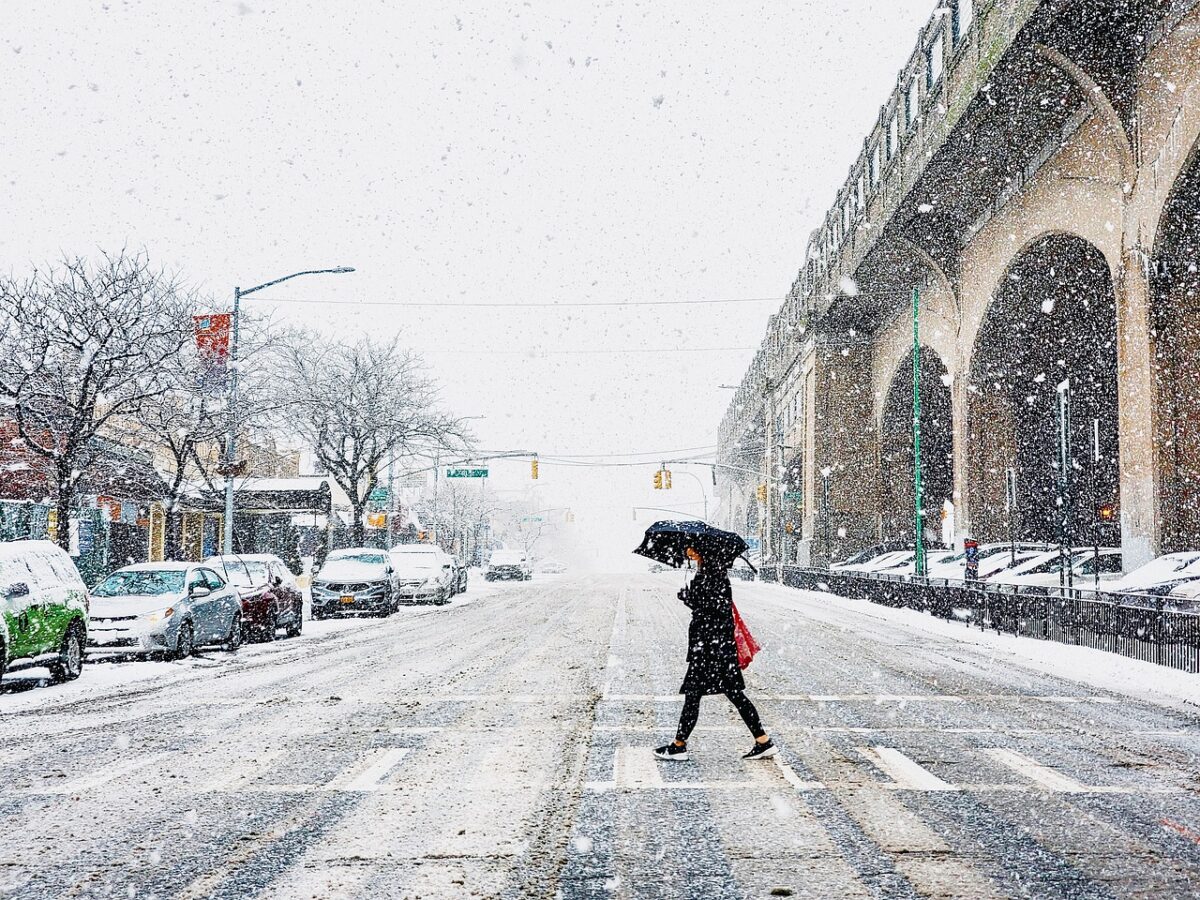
[205,554,303,642]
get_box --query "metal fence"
[779,566,1200,674]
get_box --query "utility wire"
[253,295,783,309]
[420,346,754,355]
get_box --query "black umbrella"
[633,520,749,570]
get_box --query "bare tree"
[278,334,467,546]
[0,252,193,550]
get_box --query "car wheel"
[48,624,84,683]
[260,608,278,641]
[170,621,195,661]
[223,611,243,652]
[435,588,449,606]
[284,604,303,638]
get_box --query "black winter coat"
[678,568,744,696]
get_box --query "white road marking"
[38,753,169,795]
[772,754,825,792]
[321,748,410,792]
[614,746,665,789]
[601,589,627,698]
[386,726,444,734]
[982,747,1092,793]
[201,748,287,792]
[857,746,957,791]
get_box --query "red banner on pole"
[193,314,231,392]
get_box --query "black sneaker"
[653,743,690,761]
[743,739,778,760]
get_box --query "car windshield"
[328,552,387,565]
[212,560,269,587]
[391,554,437,569]
[92,570,185,597]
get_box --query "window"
[954,0,974,42]
[888,114,899,158]
[906,78,920,129]
[870,144,881,185]
[927,34,944,89]
[856,176,865,213]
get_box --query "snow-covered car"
[535,558,567,574]
[988,548,1123,591]
[0,540,89,684]
[829,545,901,571]
[88,563,243,658]
[311,549,399,618]
[883,549,959,576]
[388,545,455,604]
[925,543,1049,581]
[841,550,912,573]
[206,554,304,641]
[1106,551,1200,598]
[485,550,531,581]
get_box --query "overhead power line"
[421,346,754,355]
[253,295,783,309]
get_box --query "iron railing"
[779,567,1200,673]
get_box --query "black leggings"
[676,690,765,743]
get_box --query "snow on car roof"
[115,561,194,572]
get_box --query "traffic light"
[531,459,539,480]
[653,470,663,490]
[663,469,672,490]
[757,483,768,503]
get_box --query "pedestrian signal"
[756,483,768,502]
[531,459,539,480]
[653,470,664,490]
[663,469,672,490]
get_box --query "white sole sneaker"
[744,745,778,760]
[653,749,690,761]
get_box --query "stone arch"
[1150,132,1200,552]
[878,346,954,545]
[966,232,1120,546]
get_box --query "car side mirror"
[443,563,451,570]
[5,582,29,599]
[190,585,211,599]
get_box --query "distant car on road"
[88,562,243,659]
[486,550,531,581]
[0,540,89,685]
[535,558,567,575]
[388,545,455,605]
[206,554,304,641]
[311,549,399,618]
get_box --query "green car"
[0,539,89,684]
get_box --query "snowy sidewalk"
[738,580,1200,713]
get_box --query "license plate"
[340,595,355,604]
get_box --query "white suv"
[388,545,456,605]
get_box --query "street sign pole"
[912,285,926,577]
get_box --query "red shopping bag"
[732,602,760,670]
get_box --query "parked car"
[311,549,399,618]
[88,562,242,658]
[485,550,531,581]
[206,554,304,641]
[535,558,567,575]
[0,540,89,684]
[451,556,470,594]
[729,557,756,582]
[1106,551,1200,598]
[925,543,1050,581]
[829,544,906,571]
[883,548,959,576]
[842,549,912,573]
[388,545,455,605]
[989,548,1123,591]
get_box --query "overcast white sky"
[1,0,935,563]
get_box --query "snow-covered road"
[2,574,1200,898]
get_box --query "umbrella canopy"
[633,521,749,570]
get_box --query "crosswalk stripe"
[321,748,410,792]
[982,748,1090,793]
[857,746,957,791]
[39,753,169,795]
[614,746,665,788]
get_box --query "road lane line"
[614,746,665,789]
[982,748,1089,792]
[200,748,287,793]
[322,748,410,792]
[856,746,957,791]
[39,753,169,795]
[772,754,826,792]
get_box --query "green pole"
[912,284,926,576]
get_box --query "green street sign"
[446,467,489,478]
[783,491,803,503]
[369,487,389,502]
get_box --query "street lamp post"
[820,466,833,566]
[223,266,354,555]
[912,284,926,577]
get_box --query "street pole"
[221,266,354,556]
[912,285,926,576]
[222,286,241,555]
[821,467,832,567]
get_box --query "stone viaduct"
[717,0,1200,572]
